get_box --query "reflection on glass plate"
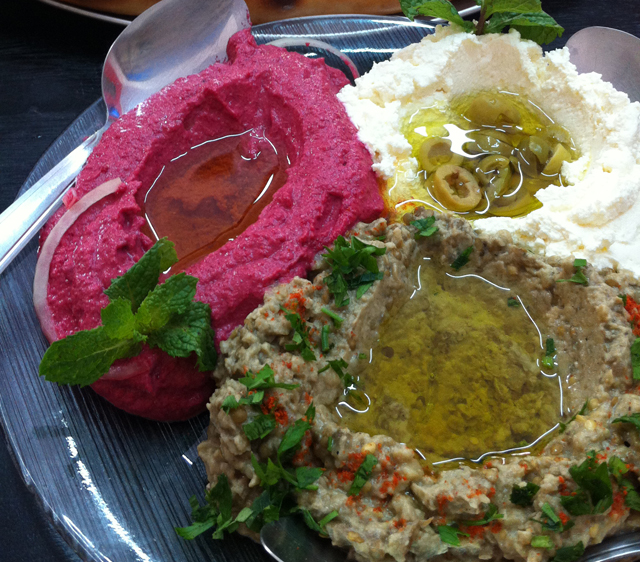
[1,13,639,562]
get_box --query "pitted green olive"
[432,165,482,212]
[542,143,572,176]
[528,135,552,165]
[465,95,522,126]
[465,131,513,157]
[544,124,573,147]
[476,155,513,199]
[417,137,463,172]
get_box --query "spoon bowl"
[0,0,249,276]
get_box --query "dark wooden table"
[1,0,639,560]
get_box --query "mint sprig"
[400,0,563,46]
[39,238,217,386]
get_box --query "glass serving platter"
[2,14,640,562]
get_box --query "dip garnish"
[531,535,553,549]
[450,245,474,270]
[557,258,589,286]
[281,308,316,362]
[461,504,503,526]
[561,451,612,515]
[318,358,353,388]
[348,454,378,496]
[39,238,217,386]
[222,365,299,413]
[542,337,556,369]
[530,502,574,533]
[612,413,640,432]
[510,482,540,507]
[400,0,563,46]
[558,399,589,433]
[551,542,585,562]
[411,216,439,239]
[609,456,640,511]
[323,236,386,307]
[437,523,469,546]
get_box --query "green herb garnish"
[301,509,339,537]
[530,502,573,533]
[541,337,556,370]
[399,0,563,46]
[175,474,252,540]
[243,413,277,441]
[323,236,386,308]
[559,399,588,434]
[321,307,344,328]
[557,258,589,286]
[320,324,332,353]
[39,238,217,386]
[462,504,503,526]
[561,451,612,516]
[348,454,378,496]
[531,535,554,549]
[507,297,521,307]
[451,246,474,271]
[281,309,316,362]
[327,436,333,452]
[612,413,640,432]
[411,216,439,239]
[318,358,354,387]
[510,482,540,507]
[632,338,640,380]
[437,524,469,546]
[222,391,264,413]
[550,542,585,562]
[238,364,299,392]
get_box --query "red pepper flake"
[558,511,570,525]
[610,492,627,519]
[345,496,356,508]
[460,524,485,540]
[304,392,312,405]
[393,518,407,529]
[558,476,565,484]
[274,407,289,426]
[336,452,367,484]
[372,506,383,513]
[487,487,496,499]
[488,521,503,534]
[624,295,640,336]
[483,462,493,469]
[437,494,453,515]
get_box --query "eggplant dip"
[190,210,640,562]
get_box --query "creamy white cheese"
[338,25,640,275]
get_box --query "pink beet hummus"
[39,29,383,421]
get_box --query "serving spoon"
[0,0,250,276]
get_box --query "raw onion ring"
[33,178,123,343]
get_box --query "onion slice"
[267,37,360,82]
[33,178,123,343]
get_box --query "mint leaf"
[510,482,540,507]
[101,298,136,340]
[135,273,197,333]
[411,216,439,239]
[550,542,585,562]
[484,0,545,15]
[451,246,474,270]
[146,300,216,370]
[39,327,143,386]
[348,454,378,496]
[105,238,177,311]
[437,524,469,546]
[632,338,640,380]
[401,0,474,31]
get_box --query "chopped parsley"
[451,246,474,271]
[411,216,438,239]
[530,502,573,533]
[437,524,469,546]
[301,509,339,537]
[541,337,556,370]
[281,308,316,362]
[39,238,217,386]
[348,454,378,496]
[320,324,332,353]
[531,535,554,549]
[318,358,354,388]
[238,364,299,392]
[557,258,589,286]
[559,400,588,434]
[612,413,640,432]
[507,297,521,307]
[327,436,333,452]
[510,482,540,507]
[400,0,564,46]
[561,451,612,516]
[322,235,386,308]
[550,542,585,562]
[632,338,640,380]
[609,455,640,512]
[462,504,503,526]
[243,413,277,441]
[321,307,344,328]
[221,391,264,413]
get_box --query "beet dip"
[38,29,383,421]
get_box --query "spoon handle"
[0,130,102,276]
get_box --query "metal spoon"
[566,26,640,103]
[0,0,249,276]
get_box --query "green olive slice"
[465,95,522,127]
[528,135,552,165]
[476,155,513,199]
[432,165,482,212]
[417,137,463,172]
[542,143,572,176]
[465,131,513,157]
